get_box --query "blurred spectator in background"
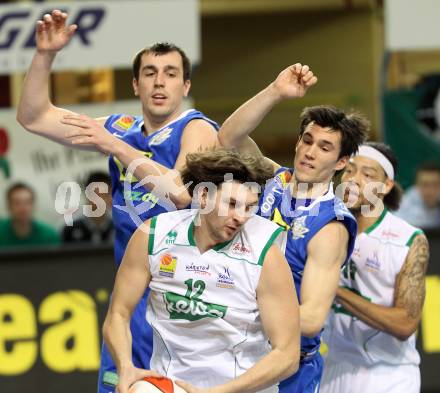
[396,162,440,229]
[0,182,60,248]
[62,171,114,245]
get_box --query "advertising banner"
[0,0,199,74]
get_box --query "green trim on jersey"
[148,216,158,255]
[188,219,196,246]
[406,229,424,247]
[188,218,234,251]
[364,208,388,234]
[258,227,284,266]
[216,251,255,265]
[213,238,233,251]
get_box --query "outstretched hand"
[272,63,318,100]
[62,114,116,155]
[36,10,77,53]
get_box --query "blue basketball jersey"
[104,109,219,265]
[258,167,357,351]
[98,109,218,393]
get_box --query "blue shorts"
[279,352,323,393]
[97,291,153,393]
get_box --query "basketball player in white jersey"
[104,150,300,393]
[321,142,430,393]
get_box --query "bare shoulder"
[307,220,349,262]
[129,219,152,244]
[181,118,219,150]
[184,118,217,135]
[314,220,349,240]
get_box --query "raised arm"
[300,221,349,337]
[177,244,300,393]
[60,115,219,209]
[16,10,104,148]
[336,233,429,341]
[103,221,160,393]
[218,63,317,166]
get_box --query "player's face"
[133,51,191,122]
[204,181,260,244]
[8,188,34,223]
[341,155,391,212]
[293,122,348,185]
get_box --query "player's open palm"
[273,63,318,99]
[36,10,77,53]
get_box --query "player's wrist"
[107,136,126,156]
[265,83,284,104]
[116,360,135,375]
[34,50,57,67]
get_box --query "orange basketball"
[128,376,187,393]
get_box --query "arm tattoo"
[394,234,429,319]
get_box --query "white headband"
[355,145,394,180]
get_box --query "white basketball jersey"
[324,209,423,367]
[146,209,285,391]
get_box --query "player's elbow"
[218,129,236,148]
[283,360,299,380]
[16,111,43,135]
[277,346,300,380]
[102,316,111,345]
[392,320,419,341]
[302,326,321,338]
[286,352,300,377]
[301,318,325,338]
[16,111,34,131]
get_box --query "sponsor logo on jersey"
[231,242,251,256]
[380,230,399,239]
[291,215,309,240]
[259,173,289,217]
[159,254,178,278]
[166,230,177,245]
[149,127,173,146]
[216,266,235,289]
[112,115,135,132]
[276,170,291,187]
[271,208,290,230]
[185,262,211,276]
[365,251,381,272]
[164,292,227,321]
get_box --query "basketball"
[128,377,187,393]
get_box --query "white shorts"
[320,358,420,393]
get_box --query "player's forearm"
[103,312,134,371]
[17,51,56,129]
[211,347,298,393]
[336,288,418,340]
[112,140,192,209]
[218,83,282,149]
